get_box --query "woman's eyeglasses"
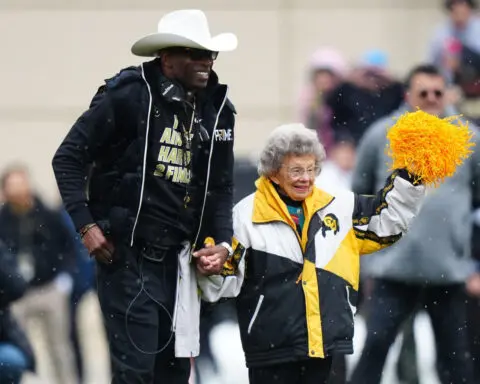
[285,167,319,179]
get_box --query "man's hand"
[193,244,229,275]
[81,224,115,264]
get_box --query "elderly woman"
[195,123,425,384]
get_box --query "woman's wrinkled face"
[270,154,317,201]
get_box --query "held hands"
[81,223,229,272]
[81,224,115,264]
[193,243,229,276]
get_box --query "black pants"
[249,357,333,384]
[328,355,346,384]
[69,294,84,381]
[96,240,190,384]
[349,279,474,384]
[466,296,480,382]
[395,313,419,384]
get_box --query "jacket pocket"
[247,294,264,334]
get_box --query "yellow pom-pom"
[386,110,475,187]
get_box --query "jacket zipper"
[345,286,357,317]
[247,294,264,334]
[191,86,229,252]
[130,63,153,246]
[131,66,228,247]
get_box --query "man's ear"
[159,51,174,70]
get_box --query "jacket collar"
[143,59,222,105]
[252,176,334,227]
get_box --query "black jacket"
[326,81,404,144]
[52,59,235,248]
[0,241,35,371]
[0,198,75,287]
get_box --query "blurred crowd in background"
[1,0,480,383]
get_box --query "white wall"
[0,0,444,202]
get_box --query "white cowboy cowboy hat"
[131,9,238,57]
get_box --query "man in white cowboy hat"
[52,9,238,384]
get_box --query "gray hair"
[257,123,326,177]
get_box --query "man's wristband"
[218,242,234,257]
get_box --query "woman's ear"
[270,174,280,185]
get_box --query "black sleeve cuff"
[68,204,95,232]
[396,168,423,186]
[213,228,233,246]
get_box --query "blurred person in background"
[0,165,78,384]
[0,241,35,384]
[315,135,356,195]
[349,64,480,384]
[466,209,480,382]
[298,47,349,154]
[429,0,480,83]
[429,0,480,122]
[60,209,96,383]
[52,9,237,384]
[196,123,426,384]
[326,49,404,145]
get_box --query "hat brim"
[131,32,238,57]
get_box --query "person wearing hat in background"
[326,49,404,146]
[52,9,237,384]
[297,47,348,155]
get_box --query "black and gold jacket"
[199,169,425,368]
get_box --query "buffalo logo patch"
[321,213,340,237]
